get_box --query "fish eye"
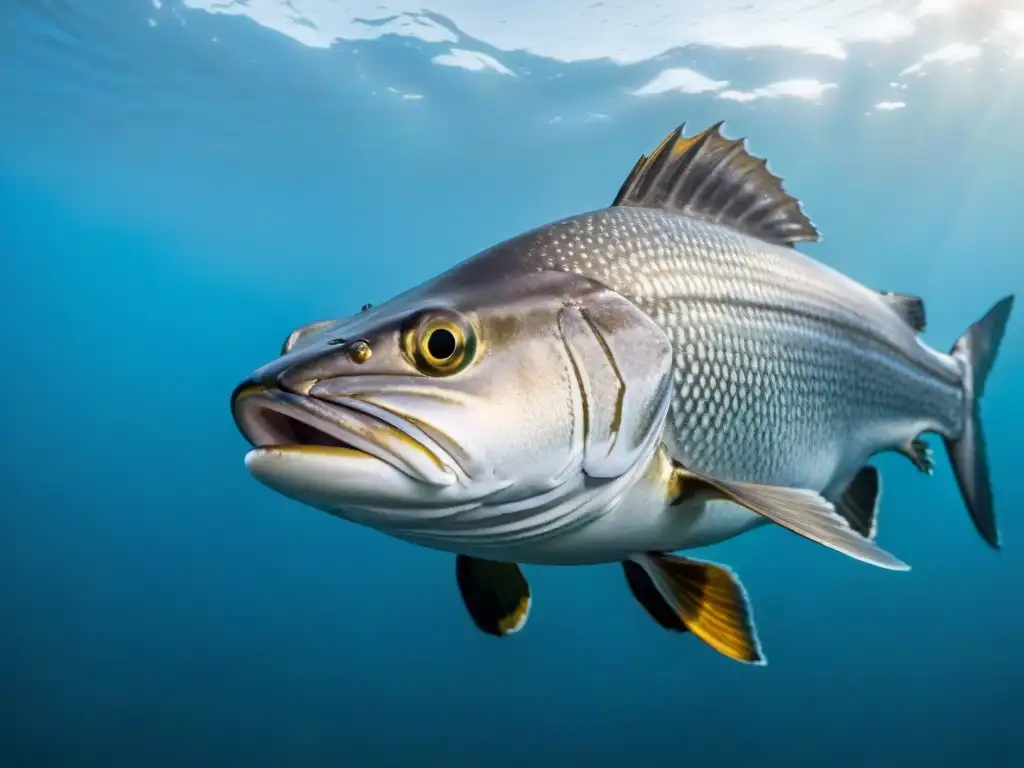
[425,327,457,360]
[403,310,476,376]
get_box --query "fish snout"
[229,352,322,444]
[230,367,282,446]
[230,358,294,405]
[276,337,380,396]
[232,341,352,404]
[231,368,277,411]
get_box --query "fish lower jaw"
[243,445,455,513]
[248,444,372,460]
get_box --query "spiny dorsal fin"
[612,121,820,248]
[879,291,927,333]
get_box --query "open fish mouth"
[231,386,456,488]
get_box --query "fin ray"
[622,560,688,632]
[612,121,820,248]
[672,463,908,570]
[633,554,765,665]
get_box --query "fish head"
[231,262,675,555]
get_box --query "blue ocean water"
[2,0,1022,764]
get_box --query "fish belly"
[654,498,769,551]
[446,497,767,565]
[466,490,768,564]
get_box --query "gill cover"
[558,286,674,479]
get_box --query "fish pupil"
[427,328,457,360]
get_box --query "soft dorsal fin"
[879,291,927,332]
[612,121,820,248]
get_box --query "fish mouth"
[231,385,456,488]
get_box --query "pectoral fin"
[631,554,765,665]
[672,464,909,571]
[455,556,531,637]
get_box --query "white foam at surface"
[900,42,982,76]
[182,0,967,64]
[718,79,837,102]
[633,68,729,96]
[431,48,515,75]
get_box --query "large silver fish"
[231,121,1013,665]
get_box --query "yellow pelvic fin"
[633,554,765,665]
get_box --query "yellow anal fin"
[455,555,531,637]
[633,554,764,665]
[611,121,820,248]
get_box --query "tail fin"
[945,295,1014,548]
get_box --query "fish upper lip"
[231,385,456,488]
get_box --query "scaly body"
[459,206,965,560]
[520,207,963,492]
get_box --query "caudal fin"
[946,295,1015,548]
